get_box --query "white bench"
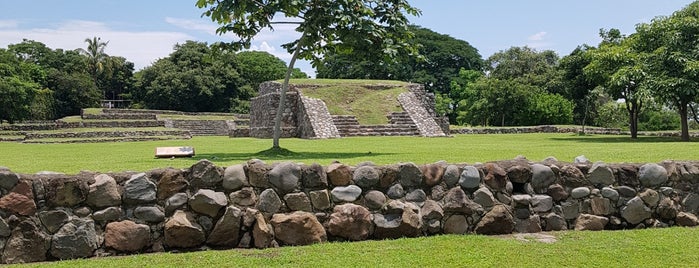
[155,146,195,158]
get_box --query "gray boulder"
[386,184,405,199]
[165,193,189,215]
[475,205,515,235]
[257,188,283,213]
[0,217,10,237]
[331,185,362,203]
[473,187,496,208]
[420,200,444,221]
[207,206,243,246]
[0,169,19,190]
[621,197,652,225]
[373,209,422,239]
[398,162,423,188]
[93,207,123,223]
[544,213,568,231]
[123,173,156,204]
[268,162,301,194]
[459,166,481,189]
[38,210,70,234]
[571,187,591,199]
[2,220,51,264]
[284,192,312,212]
[222,164,247,191]
[531,195,553,213]
[444,215,468,234]
[229,187,258,207]
[327,203,373,241]
[530,164,555,192]
[189,189,228,217]
[574,214,608,231]
[308,189,331,211]
[507,165,532,184]
[405,189,427,205]
[601,187,619,201]
[87,174,122,208]
[189,159,224,189]
[443,165,461,187]
[364,190,387,210]
[50,218,99,260]
[442,187,482,215]
[561,201,580,220]
[353,165,380,189]
[616,186,637,198]
[134,206,165,223]
[301,163,328,189]
[638,163,668,187]
[164,210,206,248]
[587,162,615,186]
[515,215,542,233]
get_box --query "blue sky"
[0,0,694,76]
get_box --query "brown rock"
[153,168,187,201]
[164,210,206,248]
[87,174,122,208]
[559,165,588,188]
[574,214,609,231]
[657,197,679,220]
[373,208,422,239]
[378,165,399,189]
[207,206,243,246]
[638,189,660,208]
[271,211,326,246]
[515,215,542,233]
[614,164,640,187]
[442,187,482,215]
[0,179,36,216]
[421,164,445,186]
[444,215,468,234]
[475,205,515,235]
[247,160,271,188]
[104,220,151,252]
[45,177,88,207]
[547,184,569,202]
[676,212,699,227]
[327,204,373,241]
[590,197,612,216]
[507,165,532,184]
[1,220,51,264]
[252,213,274,248]
[483,163,508,191]
[327,163,352,186]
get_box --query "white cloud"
[0,20,18,29]
[165,17,218,35]
[528,31,547,41]
[0,20,191,70]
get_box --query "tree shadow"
[550,135,697,143]
[189,150,395,163]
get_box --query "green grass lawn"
[1,133,698,174]
[14,227,699,267]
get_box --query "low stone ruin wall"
[1,158,699,264]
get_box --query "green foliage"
[316,25,484,96]
[234,51,306,90]
[558,45,600,126]
[133,41,247,112]
[639,108,680,131]
[0,48,42,123]
[595,102,627,129]
[98,56,135,100]
[47,69,101,118]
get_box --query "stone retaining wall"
[1,157,699,264]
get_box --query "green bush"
[639,109,680,131]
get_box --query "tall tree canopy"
[198,0,421,149]
[634,2,699,141]
[316,25,483,94]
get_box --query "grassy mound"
[291,79,409,125]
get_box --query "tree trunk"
[272,39,303,149]
[680,102,690,142]
[628,103,638,139]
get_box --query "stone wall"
[1,158,699,264]
[249,82,301,138]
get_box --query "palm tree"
[78,37,109,79]
[78,36,109,100]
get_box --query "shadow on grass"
[550,134,697,143]
[191,149,394,163]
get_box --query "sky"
[0,0,695,76]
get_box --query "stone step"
[82,113,157,120]
[57,120,165,128]
[22,136,191,144]
[24,130,191,139]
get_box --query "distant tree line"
[4,1,699,141]
[0,39,306,123]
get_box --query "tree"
[234,51,307,90]
[558,45,600,129]
[133,41,248,112]
[317,25,483,95]
[634,2,699,141]
[0,49,41,123]
[198,0,421,150]
[78,37,109,81]
[585,29,648,139]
